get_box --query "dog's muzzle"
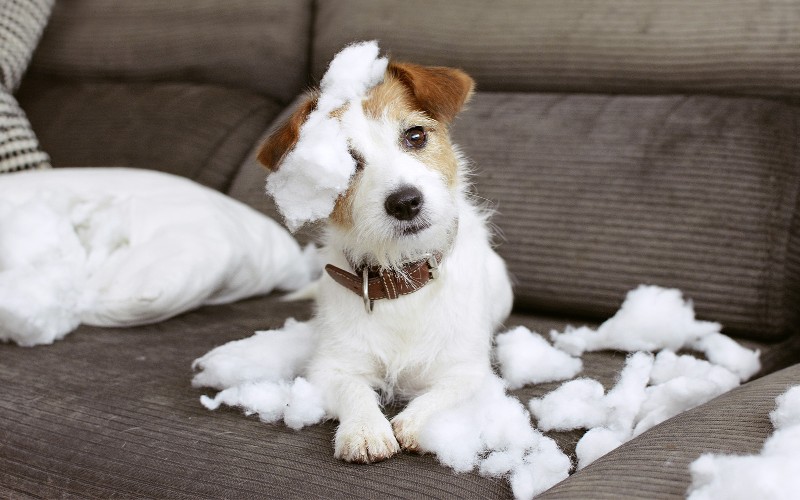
[325,253,441,313]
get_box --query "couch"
[3,1,799,498]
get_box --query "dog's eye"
[402,126,427,149]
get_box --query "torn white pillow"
[0,167,315,346]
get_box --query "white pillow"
[0,167,315,346]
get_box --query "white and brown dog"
[258,60,513,463]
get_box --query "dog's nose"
[385,185,424,221]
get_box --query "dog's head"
[258,61,474,269]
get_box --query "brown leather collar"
[325,253,442,312]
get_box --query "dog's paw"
[334,416,400,463]
[391,411,425,453]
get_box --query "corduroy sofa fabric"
[6,1,800,497]
[536,363,800,499]
[313,0,800,99]
[1,296,797,499]
[28,0,313,104]
[450,92,800,341]
[0,296,505,499]
[16,77,281,191]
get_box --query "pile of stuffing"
[194,285,762,499]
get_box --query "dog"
[257,60,513,463]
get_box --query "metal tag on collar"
[425,253,440,280]
[362,268,374,313]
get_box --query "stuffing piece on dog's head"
[259,41,475,269]
[260,41,388,232]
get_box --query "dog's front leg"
[310,369,400,463]
[391,366,489,452]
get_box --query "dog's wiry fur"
[258,61,513,463]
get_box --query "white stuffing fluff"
[633,352,740,437]
[689,332,761,382]
[687,385,800,500]
[495,326,583,390]
[0,168,314,346]
[528,378,607,432]
[529,349,750,469]
[569,353,654,469]
[549,284,762,381]
[532,285,760,468]
[266,41,388,232]
[551,285,726,354]
[201,377,326,430]
[574,427,625,470]
[417,374,571,500]
[191,318,316,390]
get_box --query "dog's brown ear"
[388,61,475,124]
[257,93,318,171]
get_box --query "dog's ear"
[257,93,318,171]
[388,61,475,124]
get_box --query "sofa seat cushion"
[2,295,798,498]
[15,76,281,191]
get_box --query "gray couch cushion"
[2,294,797,499]
[16,77,281,191]
[313,0,800,98]
[28,0,312,103]
[451,92,800,341]
[536,362,800,499]
[0,296,510,499]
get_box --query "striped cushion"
[450,92,800,340]
[0,0,52,173]
[313,0,800,98]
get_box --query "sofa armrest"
[538,363,800,499]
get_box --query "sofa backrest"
[28,0,312,104]
[312,0,800,99]
[310,0,800,340]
